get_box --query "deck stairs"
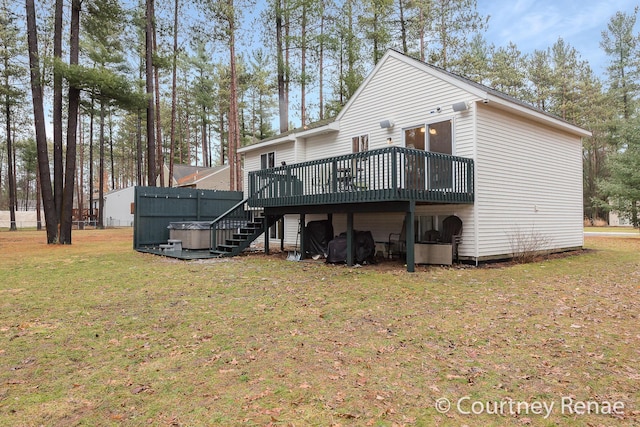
[209,197,282,257]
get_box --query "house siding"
[241,50,586,263]
[243,142,297,198]
[475,104,584,259]
[248,55,482,253]
[304,56,478,161]
[277,205,474,259]
[104,186,135,227]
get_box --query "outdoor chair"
[388,219,406,259]
[441,215,463,261]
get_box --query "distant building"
[103,186,135,227]
[609,210,633,227]
[160,164,231,190]
[103,164,233,227]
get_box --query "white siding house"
[104,186,135,227]
[237,49,590,267]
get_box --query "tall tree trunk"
[439,0,447,68]
[208,115,214,166]
[300,2,307,126]
[136,109,143,185]
[284,3,290,124]
[219,112,225,166]
[193,122,199,165]
[5,69,16,230]
[319,11,324,120]
[36,165,41,230]
[12,146,18,210]
[89,96,95,223]
[146,0,157,186]
[201,104,208,166]
[76,115,84,229]
[399,0,407,54]
[184,100,190,164]
[419,5,425,62]
[276,0,287,133]
[26,0,58,242]
[53,0,63,225]
[98,100,105,229]
[168,0,179,187]
[137,44,144,186]
[60,0,81,244]
[152,13,164,186]
[228,0,241,190]
[109,109,115,189]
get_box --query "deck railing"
[248,146,474,207]
[209,197,253,252]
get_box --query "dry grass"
[0,228,639,426]
[584,218,609,227]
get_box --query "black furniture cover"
[305,220,334,257]
[326,230,376,264]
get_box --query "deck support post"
[299,214,306,260]
[280,217,284,251]
[346,212,354,266]
[264,215,270,255]
[405,201,415,272]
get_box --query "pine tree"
[549,38,585,123]
[600,7,640,120]
[601,118,640,227]
[246,50,277,142]
[527,49,554,111]
[424,0,487,69]
[360,0,393,64]
[199,0,244,190]
[488,42,526,98]
[0,0,24,231]
[188,40,215,167]
[26,0,58,243]
[59,0,81,243]
[145,0,157,186]
[455,34,491,85]
[69,0,145,227]
[168,0,180,186]
[599,7,640,224]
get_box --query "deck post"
[405,201,415,272]
[264,215,270,255]
[299,214,306,260]
[391,148,398,191]
[280,217,284,251]
[346,212,354,266]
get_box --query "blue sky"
[478,0,639,77]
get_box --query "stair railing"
[209,197,254,253]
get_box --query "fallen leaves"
[1,231,639,425]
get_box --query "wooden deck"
[248,146,474,209]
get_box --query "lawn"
[0,228,638,426]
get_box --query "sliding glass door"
[403,119,453,190]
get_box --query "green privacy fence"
[133,186,244,249]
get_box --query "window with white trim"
[260,151,275,169]
[351,134,369,153]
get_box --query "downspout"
[473,100,480,266]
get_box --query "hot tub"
[167,221,211,250]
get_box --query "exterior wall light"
[452,101,469,112]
